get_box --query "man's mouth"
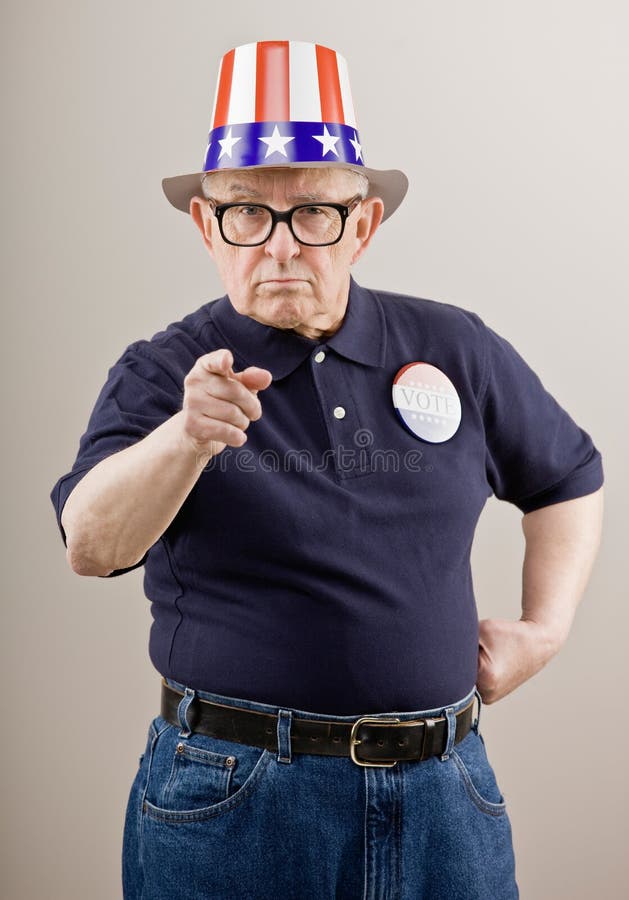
[258,278,309,290]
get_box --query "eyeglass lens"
[221,205,344,246]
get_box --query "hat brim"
[161,162,408,223]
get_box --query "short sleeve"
[478,323,604,513]
[50,341,184,576]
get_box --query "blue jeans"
[122,679,518,899]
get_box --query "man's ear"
[350,197,384,265]
[190,196,215,257]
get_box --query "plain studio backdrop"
[2,1,626,897]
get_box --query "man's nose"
[264,221,300,262]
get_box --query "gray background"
[2,1,626,897]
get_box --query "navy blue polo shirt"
[50,278,604,715]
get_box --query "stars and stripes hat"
[162,41,408,222]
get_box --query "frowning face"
[190,167,383,341]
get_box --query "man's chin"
[253,293,307,331]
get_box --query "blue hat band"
[203,121,365,171]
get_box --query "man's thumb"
[236,366,273,392]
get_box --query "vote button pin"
[392,362,461,443]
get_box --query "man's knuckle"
[242,393,262,419]
[242,394,259,416]
[232,408,249,429]
[226,426,246,446]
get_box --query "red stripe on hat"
[255,41,289,121]
[316,45,344,123]
[213,48,235,128]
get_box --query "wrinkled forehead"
[202,166,361,201]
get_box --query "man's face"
[190,168,383,341]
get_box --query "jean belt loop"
[473,687,483,733]
[177,687,197,739]
[276,709,293,764]
[440,707,457,761]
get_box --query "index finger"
[198,349,234,376]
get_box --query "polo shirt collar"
[209,276,387,381]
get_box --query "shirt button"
[333,406,346,419]
[314,351,326,363]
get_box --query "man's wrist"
[171,410,216,469]
[518,615,565,660]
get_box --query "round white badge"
[392,362,462,443]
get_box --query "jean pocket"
[450,729,507,817]
[142,717,274,823]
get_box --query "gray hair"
[200,168,369,201]
[347,170,369,199]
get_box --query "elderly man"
[51,41,603,900]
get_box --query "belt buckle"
[349,716,401,767]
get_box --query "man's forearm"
[477,486,604,704]
[520,487,605,649]
[61,350,271,577]
[61,410,213,576]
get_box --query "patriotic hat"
[162,41,408,222]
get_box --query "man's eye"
[302,206,325,215]
[240,206,264,217]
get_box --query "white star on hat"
[258,125,295,159]
[349,131,363,161]
[218,127,241,159]
[313,125,340,157]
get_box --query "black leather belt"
[160,679,476,768]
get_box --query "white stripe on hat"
[336,52,356,127]
[289,41,322,123]
[228,42,257,125]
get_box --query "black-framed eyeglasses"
[209,195,363,247]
